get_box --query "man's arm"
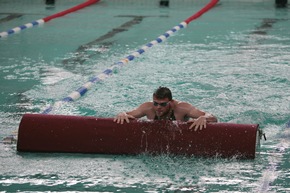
[113,102,150,124]
[186,104,217,131]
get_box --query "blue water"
[1,0,290,192]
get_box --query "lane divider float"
[0,0,99,39]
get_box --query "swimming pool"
[1,0,290,192]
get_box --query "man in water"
[114,86,217,130]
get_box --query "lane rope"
[42,0,219,114]
[0,0,99,39]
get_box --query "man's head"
[152,87,172,117]
[153,86,172,101]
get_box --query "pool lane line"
[42,0,219,114]
[0,14,22,24]
[63,15,171,66]
[63,15,147,65]
[251,18,278,35]
[0,0,99,39]
[257,121,290,192]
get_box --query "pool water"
[1,0,290,192]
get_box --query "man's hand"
[114,112,135,124]
[188,116,207,131]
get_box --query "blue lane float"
[0,19,45,37]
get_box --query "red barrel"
[17,114,259,159]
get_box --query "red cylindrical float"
[17,114,259,159]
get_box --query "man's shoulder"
[174,100,191,107]
[142,101,153,105]
[139,101,153,108]
[139,102,155,116]
[174,100,194,112]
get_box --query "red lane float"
[184,0,219,24]
[43,0,99,22]
[17,114,259,159]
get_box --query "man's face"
[153,96,171,117]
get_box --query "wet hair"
[153,86,172,100]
